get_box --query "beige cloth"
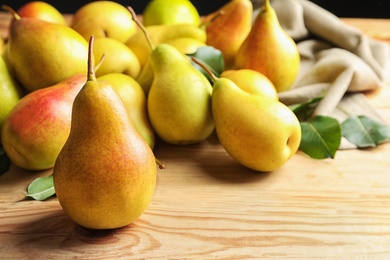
[252,0,390,149]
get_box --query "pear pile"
[0,0,302,228]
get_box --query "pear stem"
[191,57,218,83]
[127,6,155,51]
[199,10,225,29]
[2,5,21,20]
[87,35,97,82]
[155,158,166,170]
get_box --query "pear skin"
[1,74,86,170]
[98,73,155,149]
[147,44,214,145]
[203,0,253,70]
[235,0,300,92]
[53,36,157,229]
[212,77,301,172]
[6,8,88,93]
[17,1,67,25]
[126,23,207,68]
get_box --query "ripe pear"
[235,0,300,92]
[0,55,24,140]
[16,1,67,25]
[92,37,141,78]
[143,0,200,26]
[71,1,137,43]
[53,36,157,230]
[148,44,214,145]
[4,6,88,93]
[202,0,253,69]
[211,77,301,172]
[220,69,278,101]
[98,73,155,149]
[1,74,86,170]
[126,23,207,68]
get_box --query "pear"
[212,77,301,172]
[147,44,214,145]
[98,73,155,149]
[92,37,141,78]
[0,55,24,140]
[53,36,157,230]
[235,0,300,92]
[1,74,86,170]
[71,1,137,43]
[202,0,253,69]
[143,0,200,26]
[126,23,207,68]
[4,6,88,93]
[16,1,67,25]
[220,69,278,101]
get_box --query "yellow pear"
[70,1,137,43]
[16,1,67,25]
[93,37,141,78]
[212,77,301,172]
[220,69,278,101]
[53,36,157,229]
[235,0,300,92]
[98,73,155,148]
[126,23,207,68]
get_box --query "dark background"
[6,0,390,18]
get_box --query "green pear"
[1,74,86,170]
[0,55,24,140]
[70,1,137,43]
[147,44,214,145]
[143,0,200,26]
[98,73,155,148]
[4,6,88,93]
[212,77,301,172]
[235,0,300,92]
[93,37,141,78]
[53,36,157,229]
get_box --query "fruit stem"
[155,158,166,170]
[199,10,225,29]
[2,5,21,20]
[87,35,97,82]
[127,6,155,51]
[191,57,218,83]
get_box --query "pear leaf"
[299,115,341,159]
[188,46,225,81]
[0,146,10,175]
[26,174,55,201]
[289,97,323,122]
[341,115,390,148]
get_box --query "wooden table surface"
[1,12,390,259]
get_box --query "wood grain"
[1,13,390,258]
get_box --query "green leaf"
[26,174,55,201]
[341,115,390,148]
[289,97,323,122]
[299,115,341,159]
[0,146,11,175]
[188,46,225,82]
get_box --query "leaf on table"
[26,174,56,201]
[0,146,11,175]
[341,115,390,148]
[299,115,341,159]
[188,46,225,82]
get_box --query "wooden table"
[1,13,390,258]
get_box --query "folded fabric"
[251,0,390,149]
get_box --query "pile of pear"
[0,0,302,176]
